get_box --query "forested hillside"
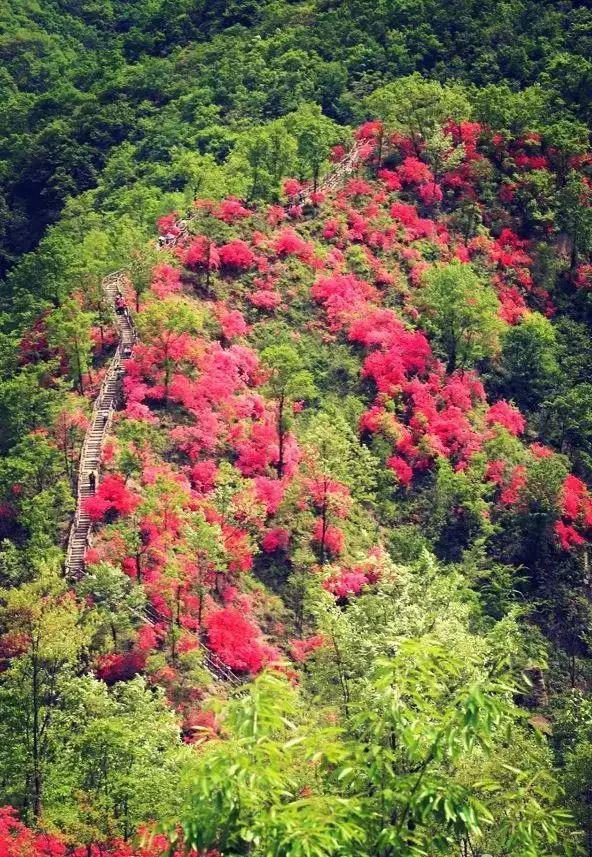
[2,2,592,856]
[2,0,592,277]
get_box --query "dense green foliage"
[2,0,592,275]
[2,1,592,855]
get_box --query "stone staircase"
[65,271,135,577]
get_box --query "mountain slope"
[2,118,591,850]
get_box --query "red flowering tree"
[555,475,592,551]
[135,296,204,403]
[95,650,146,685]
[184,236,220,293]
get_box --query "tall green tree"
[48,676,186,843]
[366,75,471,154]
[287,103,341,191]
[261,343,316,478]
[557,173,592,272]
[0,565,92,820]
[47,298,94,393]
[499,311,561,412]
[421,260,504,371]
[177,646,573,857]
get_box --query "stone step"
[66,276,140,572]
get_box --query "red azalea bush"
[95,651,146,685]
[290,634,325,662]
[0,807,66,857]
[261,528,290,553]
[218,240,256,270]
[184,236,220,271]
[312,520,345,556]
[487,401,526,436]
[83,474,140,522]
[555,475,592,550]
[216,197,251,223]
[206,607,278,673]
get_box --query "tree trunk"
[74,342,85,394]
[249,163,260,202]
[197,581,204,632]
[446,338,457,374]
[276,395,285,478]
[164,357,171,407]
[570,238,578,275]
[171,586,181,665]
[206,242,212,295]
[376,131,384,172]
[319,498,328,566]
[331,633,350,718]
[31,649,42,819]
